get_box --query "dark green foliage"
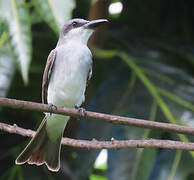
[1,0,194,179]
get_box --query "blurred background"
[1,0,194,179]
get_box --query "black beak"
[84,19,108,29]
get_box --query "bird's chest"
[54,46,90,86]
[48,44,91,106]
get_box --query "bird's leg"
[48,103,57,115]
[75,105,86,117]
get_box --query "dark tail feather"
[15,117,62,172]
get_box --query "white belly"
[47,43,92,108]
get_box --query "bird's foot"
[48,103,57,115]
[75,105,86,118]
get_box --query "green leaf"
[92,48,118,59]
[0,31,15,97]
[141,67,175,85]
[0,0,32,84]
[33,0,75,34]
[90,174,107,180]
[119,52,194,157]
[157,87,194,112]
[168,150,182,180]
[7,166,18,180]
[120,53,176,123]
[133,101,158,180]
[0,53,15,97]
[0,31,8,48]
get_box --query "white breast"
[47,42,92,108]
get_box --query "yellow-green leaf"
[33,0,75,34]
[0,0,32,84]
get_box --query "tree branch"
[1,122,194,150]
[0,97,194,136]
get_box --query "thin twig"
[0,97,194,136]
[1,122,194,150]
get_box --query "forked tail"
[15,117,62,172]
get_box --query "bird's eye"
[72,22,77,27]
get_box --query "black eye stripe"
[62,20,88,36]
[72,21,84,28]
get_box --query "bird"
[15,18,108,172]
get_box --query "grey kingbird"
[15,18,108,172]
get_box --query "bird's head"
[57,18,108,46]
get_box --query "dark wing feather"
[42,50,56,104]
